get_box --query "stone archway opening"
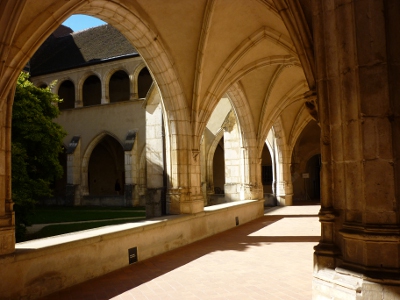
[138,67,153,99]
[261,143,275,206]
[87,135,124,199]
[290,119,321,203]
[212,136,225,195]
[305,154,321,201]
[109,70,130,103]
[83,75,101,107]
[58,80,75,110]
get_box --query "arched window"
[138,67,153,98]
[83,75,101,106]
[58,80,75,110]
[109,70,130,103]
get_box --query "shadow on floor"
[40,205,321,300]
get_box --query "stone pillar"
[101,78,109,104]
[124,130,139,206]
[200,136,208,206]
[129,74,138,100]
[168,127,204,214]
[66,136,81,206]
[312,1,400,298]
[0,98,15,255]
[75,81,82,108]
[145,94,164,217]
[223,111,242,201]
[240,143,263,201]
[273,122,293,206]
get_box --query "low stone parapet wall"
[0,199,263,300]
[81,195,126,206]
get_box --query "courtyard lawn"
[32,206,145,224]
[24,206,146,241]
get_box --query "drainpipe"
[161,113,167,215]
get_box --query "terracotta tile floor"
[40,204,321,300]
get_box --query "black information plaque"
[128,247,138,264]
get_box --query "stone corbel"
[222,110,236,132]
[304,90,318,122]
[192,149,200,162]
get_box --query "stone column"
[0,98,15,255]
[200,136,208,205]
[168,127,204,214]
[273,122,293,206]
[129,74,138,100]
[312,1,400,298]
[145,94,164,217]
[240,142,263,201]
[101,78,109,104]
[124,130,139,206]
[66,136,81,206]
[75,80,82,108]
[223,111,242,201]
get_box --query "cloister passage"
[2,2,399,300]
[290,119,321,203]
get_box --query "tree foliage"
[12,72,66,240]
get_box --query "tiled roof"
[30,24,138,76]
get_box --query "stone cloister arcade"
[31,49,156,207]
[1,1,400,299]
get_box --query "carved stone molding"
[304,90,318,121]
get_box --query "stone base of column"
[169,187,204,214]
[124,184,140,206]
[313,267,400,299]
[224,183,241,202]
[145,188,163,218]
[65,184,77,206]
[240,183,263,200]
[0,212,15,255]
[276,194,293,205]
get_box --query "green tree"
[12,72,66,241]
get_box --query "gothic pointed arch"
[206,128,225,197]
[138,67,153,99]
[81,132,124,196]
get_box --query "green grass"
[26,218,145,241]
[32,206,145,224]
[23,206,147,241]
